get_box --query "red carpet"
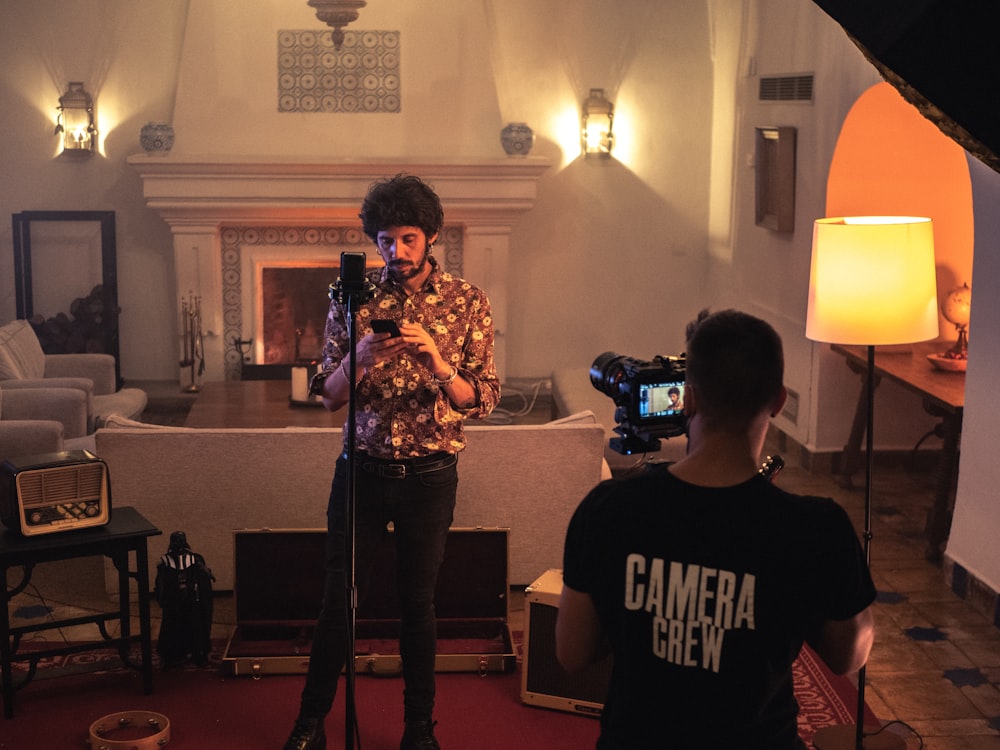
[4,640,873,748]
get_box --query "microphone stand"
[328,253,373,750]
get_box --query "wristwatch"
[308,370,331,397]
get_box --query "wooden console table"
[0,507,161,718]
[185,379,347,429]
[832,342,964,562]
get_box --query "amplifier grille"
[16,463,106,508]
[525,602,611,704]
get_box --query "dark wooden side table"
[0,506,161,718]
[832,342,964,562]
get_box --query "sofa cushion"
[93,389,148,423]
[0,320,46,380]
[100,413,191,431]
[0,419,65,457]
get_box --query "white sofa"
[0,319,146,433]
[94,415,607,591]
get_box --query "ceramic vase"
[140,122,175,155]
[501,122,534,156]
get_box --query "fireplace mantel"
[128,155,551,382]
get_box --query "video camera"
[590,351,687,455]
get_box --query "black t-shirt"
[563,469,876,750]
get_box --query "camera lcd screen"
[638,381,685,420]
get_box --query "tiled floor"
[767,444,1000,749]
[7,380,1000,748]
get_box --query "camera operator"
[283,174,501,750]
[556,309,875,749]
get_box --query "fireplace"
[233,224,463,373]
[128,156,550,383]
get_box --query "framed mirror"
[11,210,120,384]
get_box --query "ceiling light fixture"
[307,0,367,50]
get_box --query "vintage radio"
[521,568,613,717]
[0,450,111,536]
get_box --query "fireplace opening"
[228,225,464,381]
[260,265,338,364]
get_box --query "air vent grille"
[759,75,814,103]
[781,388,800,425]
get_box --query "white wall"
[0,0,715,383]
[947,156,1000,587]
[0,1,189,381]
[726,0,885,452]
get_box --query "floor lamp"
[806,216,939,750]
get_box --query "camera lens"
[590,351,627,398]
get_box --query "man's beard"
[387,245,430,283]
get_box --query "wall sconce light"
[581,88,614,158]
[54,81,96,156]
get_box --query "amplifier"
[521,568,612,717]
[0,450,111,536]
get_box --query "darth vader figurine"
[153,531,215,669]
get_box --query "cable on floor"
[482,380,546,425]
[866,719,924,749]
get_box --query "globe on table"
[942,282,971,355]
[927,283,971,371]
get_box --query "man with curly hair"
[284,175,501,750]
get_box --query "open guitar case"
[222,527,516,678]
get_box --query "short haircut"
[684,309,784,430]
[359,174,444,242]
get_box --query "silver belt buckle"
[383,462,407,479]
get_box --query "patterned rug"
[9,637,871,746]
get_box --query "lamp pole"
[807,216,938,750]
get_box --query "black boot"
[283,717,326,750]
[400,719,441,750]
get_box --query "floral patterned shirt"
[319,257,500,459]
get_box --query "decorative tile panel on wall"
[278,30,401,113]
[220,225,463,380]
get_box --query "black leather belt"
[353,451,457,479]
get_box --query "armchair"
[0,320,146,433]
[0,420,64,459]
[0,385,94,458]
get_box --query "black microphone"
[339,252,367,291]
[329,251,374,305]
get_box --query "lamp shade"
[806,216,939,345]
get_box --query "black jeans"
[298,452,458,722]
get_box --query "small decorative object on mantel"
[927,282,971,372]
[501,122,535,156]
[140,122,175,155]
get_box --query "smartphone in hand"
[371,319,402,337]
